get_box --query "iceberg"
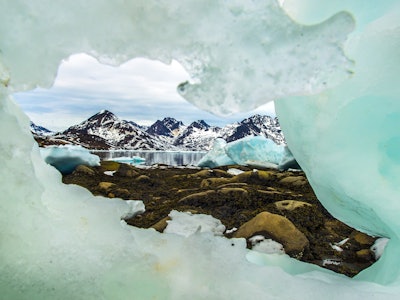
[197,138,236,168]
[40,145,100,174]
[197,136,296,170]
[107,156,146,165]
[1,0,400,299]
[225,136,287,169]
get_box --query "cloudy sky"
[13,53,275,132]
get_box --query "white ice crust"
[1,0,400,299]
[164,210,226,238]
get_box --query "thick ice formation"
[1,0,400,299]
[275,0,400,285]
[40,145,100,174]
[197,136,295,169]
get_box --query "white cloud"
[14,53,276,132]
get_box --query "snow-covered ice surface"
[164,210,226,237]
[1,0,400,299]
[40,145,100,174]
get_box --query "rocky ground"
[63,161,380,277]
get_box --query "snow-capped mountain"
[32,110,285,151]
[30,122,54,136]
[55,110,171,150]
[146,117,185,137]
[221,114,284,145]
[173,120,221,150]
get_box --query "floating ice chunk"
[164,210,226,237]
[39,145,100,174]
[249,235,285,255]
[108,156,146,165]
[371,238,389,260]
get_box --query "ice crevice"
[1,0,400,299]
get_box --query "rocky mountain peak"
[86,109,119,126]
[30,121,53,136]
[189,120,210,130]
[146,117,185,137]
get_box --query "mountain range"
[31,110,285,151]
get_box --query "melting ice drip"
[1,0,400,299]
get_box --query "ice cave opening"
[1,1,400,299]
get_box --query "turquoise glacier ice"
[40,145,100,174]
[0,0,400,299]
[197,136,291,169]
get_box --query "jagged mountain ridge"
[222,114,284,145]
[30,121,54,136]
[54,110,170,150]
[33,110,285,150]
[146,117,185,137]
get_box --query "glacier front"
[1,0,400,299]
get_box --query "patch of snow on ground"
[322,259,342,267]
[227,168,244,176]
[120,200,145,220]
[164,210,226,237]
[371,238,389,260]
[104,171,116,176]
[249,235,285,254]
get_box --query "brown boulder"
[115,164,139,178]
[200,177,232,188]
[232,170,273,184]
[98,182,116,192]
[113,188,130,199]
[218,187,248,196]
[274,200,312,211]
[74,165,96,176]
[351,231,376,246]
[151,216,171,232]
[135,175,151,183]
[279,176,307,187]
[190,169,214,178]
[233,211,309,257]
[178,190,217,204]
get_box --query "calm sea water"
[92,150,207,166]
